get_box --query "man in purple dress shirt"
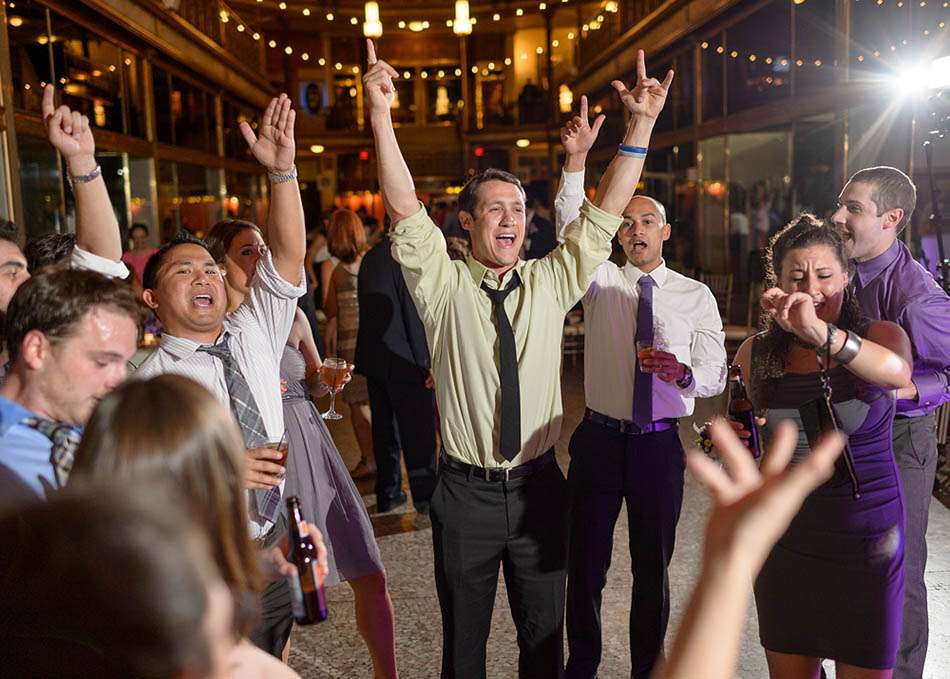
[832,166,950,679]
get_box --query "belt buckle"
[484,467,510,482]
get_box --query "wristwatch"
[676,364,694,390]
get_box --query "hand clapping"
[610,49,674,122]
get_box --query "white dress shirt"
[555,169,727,421]
[137,251,305,537]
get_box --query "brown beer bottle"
[286,496,328,624]
[727,365,761,459]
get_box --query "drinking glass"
[266,432,289,468]
[320,357,348,420]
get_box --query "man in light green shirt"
[363,40,673,678]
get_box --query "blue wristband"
[618,144,648,156]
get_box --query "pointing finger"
[367,38,377,66]
[636,49,647,83]
[42,84,55,119]
[579,94,588,122]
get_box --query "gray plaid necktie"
[21,416,81,488]
[199,334,281,522]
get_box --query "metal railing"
[171,0,265,73]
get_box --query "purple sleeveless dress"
[281,345,383,587]
[752,361,904,669]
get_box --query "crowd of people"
[0,39,947,679]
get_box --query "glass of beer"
[266,432,289,468]
[320,357,348,421]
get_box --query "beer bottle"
[286,496,328,624]
[727,365,761,459]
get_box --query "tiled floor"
[290,365,950,678]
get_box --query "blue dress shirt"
[0,396,71,513]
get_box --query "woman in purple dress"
[733,215,913,677]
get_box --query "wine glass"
[320,357,348,421]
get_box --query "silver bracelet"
[832,329,863,364]
[267,166,297,184]
[66,164,102,188]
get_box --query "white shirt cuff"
[70,246,130,279]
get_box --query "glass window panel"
[847,102,912,177]
[427,74,462,123]
[792,115,836,217]
[327,75,360,130]
[172,76,212,153]
[849,0,911,72]
[122,51,147,137]
[176,163,222,236]
[222,100,254,160]
[17,135,63,239]
[225,170,265,222]
[128,156,157,238]
[673,51,694,129]
[652,60,674,133]
[698,136,726,270]
[50,11,123,133]
[725,0,791,113]
[700,34,724,121]
[794,0,835,91]
[64,151,128,235]
[156,160,179,242]
[153,67,174,145]
[8,1,52,114]
[389,69,416,125]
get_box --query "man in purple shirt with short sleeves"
[832,166,950,679]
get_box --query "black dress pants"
[565,419,685,679]
[431,455,569,679]
[367,375,438,509]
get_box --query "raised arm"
[42,85,122,261]
[363,40,418,223]
[554,95,604,239]
[762,288,913,389]
[239,94,306,285]
[593,50,673,216]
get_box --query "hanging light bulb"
[454,1,472,36]
[364,2,383,38]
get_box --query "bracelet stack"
[618,144,648,159]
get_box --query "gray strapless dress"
[281,345,383,586]
[753,365,904,669]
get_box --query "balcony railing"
[169,0,265,74]
[578,0,668,71]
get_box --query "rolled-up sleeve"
[899,300,950,411]
[70,246,130,279]
[231,249,306,357]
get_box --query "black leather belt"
[584,408,678,435]
[440,449,555,482]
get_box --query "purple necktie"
[633,275,655,426]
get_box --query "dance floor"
[290,364,950,678]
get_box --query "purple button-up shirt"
[853,239,950,416]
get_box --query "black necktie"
[481,276,521,462]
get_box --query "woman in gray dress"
[207,220,398,679]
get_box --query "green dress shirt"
[390,199,620,467]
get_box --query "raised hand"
[687,418,843,571]
[561,95,605,157]
[240,93,296,173]
[362,39,399,118]
[42,84,95,168]
[610,49,674,122]
[760,287,825,346]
